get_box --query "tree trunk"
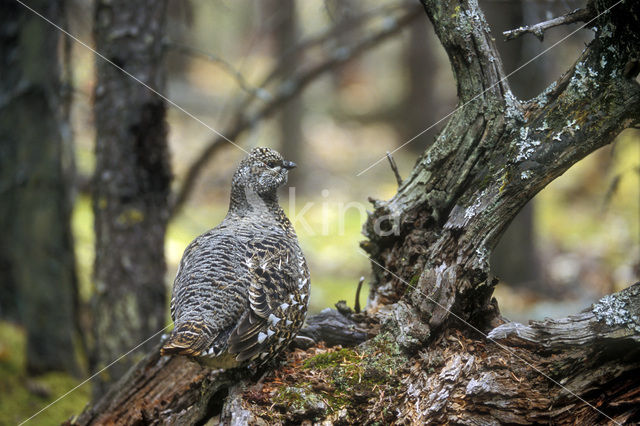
[0,0,79,375]
[90,0,171,398]
[72,0,640,423]
[486,0,548,291]
[402,16,439,155]
[271,0,305,188]
[363,0,639,336]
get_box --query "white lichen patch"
[515,127,541,162]
[593,294,630,327]
[553,119,581,142]
[474,246,488,267]
[504,90,524,121]
[520,170,532,180]
[566,119,580,136]
[600,23,614,40]
[570,61,600,96]
[535,120,550,132]
[600,56,608,69]
[464,190,487,221]
[530,81,557,108]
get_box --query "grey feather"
[161,147,310,369]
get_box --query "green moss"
[303,348,360,369]
[303,333,407,403]
[402,274,420,296]
[0,322,90,426]
[116,208,145,225]
[273,385,326,413]
[499,169,511,193]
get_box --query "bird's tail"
[160,321,212,356]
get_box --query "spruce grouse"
[161,147,310,368]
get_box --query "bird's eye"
[267,160,280,168]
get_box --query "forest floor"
[0,322,90,426]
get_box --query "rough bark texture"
[363,0,640,341]
[0,0,79,375]
[73,0,639,423]
[91,0,170,397]
[70,285,640,424]
[69,309,370,425]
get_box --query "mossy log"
[68,285,640,424]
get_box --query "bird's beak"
[283,161,297,170]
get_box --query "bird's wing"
[164,231,251,357]
[227,235,301,362]
[169,237,201,323]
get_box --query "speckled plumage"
[161,147,310,368]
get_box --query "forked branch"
[170,4,422,216]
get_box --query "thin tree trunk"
[402,17,439,155]
[486,0,547,291]
[271,0,305,188]
[0,0,79,375]
[90,0,170,398]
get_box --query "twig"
[601,173,621,212]
[386,152,403,187]
[168,42,271,101]
[169,5,423,216]
[503,7,593,41]
[354,276,365,314]
[262,2,414,86]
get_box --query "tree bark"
[270,0,305,188]
[91,0,170,397]
[484,0,546,291]
[69,285,640,425]
[72,0,640,423]
[0,0,79,375]
[363,0,640,337]
[69,309,369,425]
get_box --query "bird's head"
[231,147,296,203]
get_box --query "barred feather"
[163,147,310,369]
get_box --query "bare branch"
[503,7,594,41]
[260,2,415,88]
[354,276,365,314]
[170,5,423,216]
[167,42,270,102]
[386,152,403,187]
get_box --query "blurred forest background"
[0,0,638,424]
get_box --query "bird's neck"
[228,184,282,218]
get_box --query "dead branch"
[167,42,267,101]
[503,7,594,41]
[169,5,422,217]
[386,151,403,187]
[260,1,416,88]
